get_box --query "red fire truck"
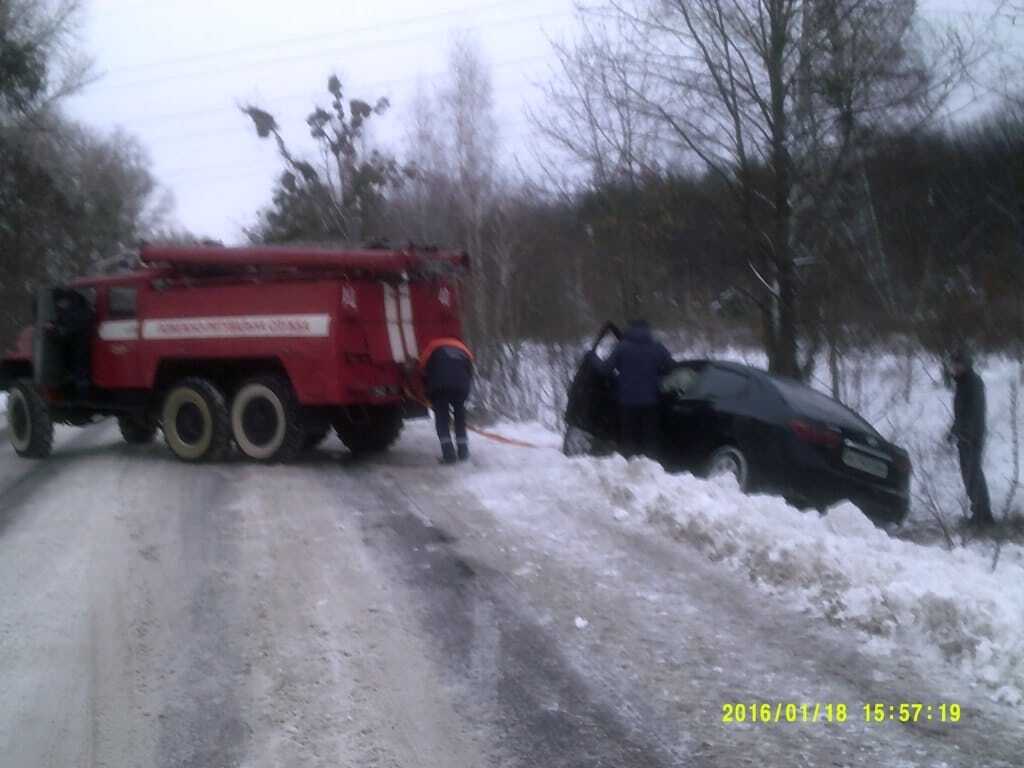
[0,244,468,462]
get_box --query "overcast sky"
[65,0,1010,244]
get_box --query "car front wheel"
[708,445,749,491]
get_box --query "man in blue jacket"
[602,320,673,459]
[419,338,474,464]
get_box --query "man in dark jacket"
[603,320,673,459]
[947,348,993,526]
[420,338,474,464]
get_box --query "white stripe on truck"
[141,314,330,340]
[381,284,406,363]
[98,319,140,341]
[398,283,418,359]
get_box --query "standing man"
[420,337,474,464]
[947,347,994,527]
[603,320,673,459]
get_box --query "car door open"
[563,323,622,452]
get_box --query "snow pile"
[583,456,1024,703]
[468,430,1024,704]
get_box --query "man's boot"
[440,441,457,464]
[457,439,469,461]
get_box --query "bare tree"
[440,36,501,365]
[0,0,93,124]
[533,13,672,321]
[542,0,965,376]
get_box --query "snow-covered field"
[471,419,1024,707]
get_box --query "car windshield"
[771,378,878,436]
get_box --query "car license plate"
[842,449,888,479]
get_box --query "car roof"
[674,358,770,378]
[679,358,878,435]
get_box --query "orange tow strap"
[465,426,539,449]
[404,387,540,449]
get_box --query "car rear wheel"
[708,445,749,491]
[162,378,230,462]
[230,375,304,462]
[562,425,594,456]
[562,424,617,457]
[8,379,54,459]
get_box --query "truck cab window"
[108,287,137,319]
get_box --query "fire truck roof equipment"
[138,244,469,275]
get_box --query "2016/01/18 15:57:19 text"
[721,702,962,724]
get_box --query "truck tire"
[161,378,230,462]
[230,375,304,462]
[334,406,403,455]
[8,379,54,459]
[118,415,156,444]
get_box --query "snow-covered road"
[0,419,1020,767]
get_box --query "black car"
[563,324,911,525]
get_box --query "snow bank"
[468,430,1024,704]
[594,458,1024,703]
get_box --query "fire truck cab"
[0,243,468,463]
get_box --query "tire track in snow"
[343,463,683,767]
[0,421,118,536]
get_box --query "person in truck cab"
[54,288,94,397]
[419,338,475,464]
[600,319,673,460]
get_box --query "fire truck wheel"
[230,375,304,462]
[8,379,54,459]
[162,378,230,462]
[118,415,157,444]
[334,406,403,454]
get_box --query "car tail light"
[789,419,841,448]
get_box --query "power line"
[92,7,570,92]
[118,54,548,147]
[156,116,539,179]
[98,0,551,77]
